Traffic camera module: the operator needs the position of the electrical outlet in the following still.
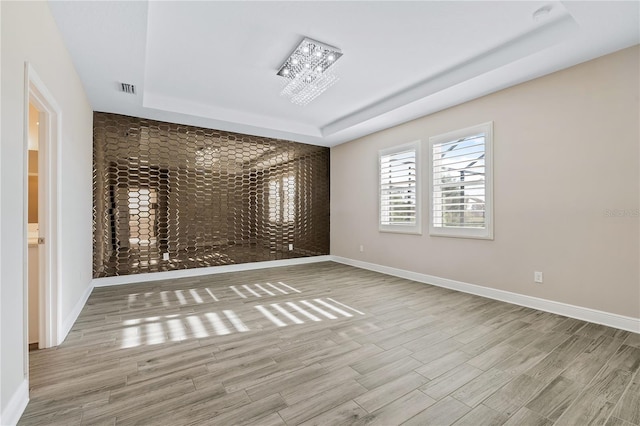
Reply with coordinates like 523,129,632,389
288,243,294,251
162,252,170,261
359,244,364,253
534,271,543,283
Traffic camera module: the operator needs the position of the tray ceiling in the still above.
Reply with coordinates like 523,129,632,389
49,1,639,147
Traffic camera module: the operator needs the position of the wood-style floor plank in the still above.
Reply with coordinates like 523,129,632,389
298,400,367,426
356,389,435,426
401,396,471,426
353,372,428,413
502,407,552,426
483,374,547,416
611,370,640,425
525,376,582,422
18,262,640,426
420,363,483,400
414,350,471,380
452,404,508,426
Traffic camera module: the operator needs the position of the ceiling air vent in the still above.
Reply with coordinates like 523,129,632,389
120,82,136,94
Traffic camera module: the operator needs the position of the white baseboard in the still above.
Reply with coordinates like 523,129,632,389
92,255,332,288
60,280,95,343
331,256,640,334
1,379,28,426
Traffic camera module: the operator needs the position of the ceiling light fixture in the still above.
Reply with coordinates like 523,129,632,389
277,37,343,106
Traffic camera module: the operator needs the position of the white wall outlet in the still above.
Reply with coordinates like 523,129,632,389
359,244,364,253
288,243,294,251
162,252,170,261
534,271,543,283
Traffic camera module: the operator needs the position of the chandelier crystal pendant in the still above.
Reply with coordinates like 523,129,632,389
277,37,343,106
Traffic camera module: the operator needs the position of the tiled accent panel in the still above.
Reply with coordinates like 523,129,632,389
93,112,329,277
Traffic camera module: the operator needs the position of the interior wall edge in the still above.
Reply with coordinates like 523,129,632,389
0,0,3,420
60,279,95,345
2,0,94,411
92,255,333,288
0,379,28,426
331,256,640,334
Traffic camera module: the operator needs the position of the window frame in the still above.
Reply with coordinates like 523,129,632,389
428,122,494,240
378,140,422,235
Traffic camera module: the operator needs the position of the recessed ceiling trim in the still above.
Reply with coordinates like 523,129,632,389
48,1,639,147
143,91,322,137
321,12,580,137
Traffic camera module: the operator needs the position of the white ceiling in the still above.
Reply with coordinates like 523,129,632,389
48,1,639,147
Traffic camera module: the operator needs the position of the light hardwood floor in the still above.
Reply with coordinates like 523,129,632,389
19,262,640,425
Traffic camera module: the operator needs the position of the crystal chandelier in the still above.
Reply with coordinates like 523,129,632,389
277,37,343,106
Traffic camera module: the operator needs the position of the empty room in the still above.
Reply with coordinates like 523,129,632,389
1,1,639,425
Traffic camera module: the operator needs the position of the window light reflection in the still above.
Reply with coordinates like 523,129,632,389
118,291,366,349
266,282,288,294
255,305,287,327
175,290,188,305
300,300,336,319
314,299,352,317
255,284,275,296
205,312,231,335
119,309,249,348
122,326,140,348
229,285,247,299
189,289,203,304
160,291,170,307
242,284,262,298
272,303,303,324
286,302,321,322
186,315,208,338
223,310,249,332
167,319,186,342
205,288,219,302
145,322,165,345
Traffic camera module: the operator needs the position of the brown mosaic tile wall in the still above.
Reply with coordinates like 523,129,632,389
93,112,329,278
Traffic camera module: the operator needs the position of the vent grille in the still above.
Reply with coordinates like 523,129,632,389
120,83,136,94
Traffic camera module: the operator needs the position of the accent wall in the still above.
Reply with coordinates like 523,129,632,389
93,112,330,277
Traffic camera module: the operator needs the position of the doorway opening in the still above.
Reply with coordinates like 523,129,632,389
27,102,41,351
24,63,61,378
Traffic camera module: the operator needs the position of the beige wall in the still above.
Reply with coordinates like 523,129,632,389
331,46,640,319
1,0,93,417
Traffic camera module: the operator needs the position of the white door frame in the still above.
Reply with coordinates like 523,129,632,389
23,63,62,353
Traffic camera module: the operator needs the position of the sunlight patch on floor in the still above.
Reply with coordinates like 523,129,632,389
119,308,249,348
118,283,364,349
255,298,365,328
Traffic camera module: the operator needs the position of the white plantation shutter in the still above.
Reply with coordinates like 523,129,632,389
429,122,493,239
379,142,421,234
432,134,485,227
380,150,416,224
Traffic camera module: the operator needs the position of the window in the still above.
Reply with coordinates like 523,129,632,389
127,187,158,246
429,122,493,239
269,175,296,223
379,141,421,234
